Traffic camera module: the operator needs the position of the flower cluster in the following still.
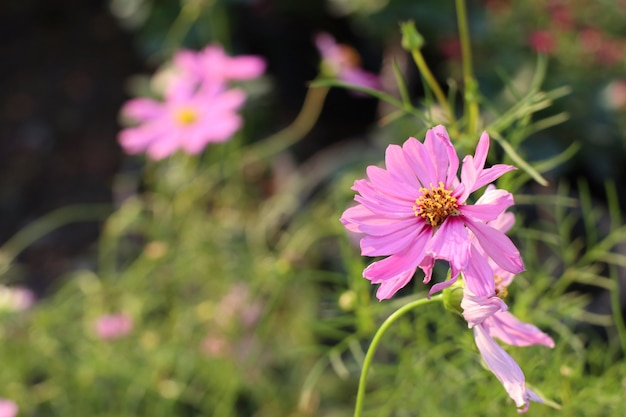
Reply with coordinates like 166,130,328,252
118,45,266,159
341,125,553,412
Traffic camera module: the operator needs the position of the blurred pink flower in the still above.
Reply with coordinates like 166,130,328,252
529,30,556,55
460,211,554,413
341,125,523,300
0,285,34,312
118,82,246,159
172,44,266,93
95,313,133,341
314,32,381,91
0,399,17,417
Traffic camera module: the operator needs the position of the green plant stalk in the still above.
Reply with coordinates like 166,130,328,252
455,0,479,134
245,85,330,161
353,294,443,417
609,264,626,353
410,49,456,130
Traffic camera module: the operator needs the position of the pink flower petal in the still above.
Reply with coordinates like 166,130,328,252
402,136,438,188
473,325,541,412
375,270,415,300
465,217,524,274
424,216,470,276
364,226,430,285
360,221,425,257
122,98,164,122
484,311,555,348
385,143,422,190
462,289,508,327
425,126,458,186
459,190,513,222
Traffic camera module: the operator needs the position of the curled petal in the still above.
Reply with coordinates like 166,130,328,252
462,290,508,327
473,325,542,412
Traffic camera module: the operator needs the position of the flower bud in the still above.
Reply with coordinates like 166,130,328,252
442,279,465,315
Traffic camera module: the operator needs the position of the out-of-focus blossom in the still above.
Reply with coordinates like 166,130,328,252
0,285,34,312
460,211,554,413
172,44,266,93
118,82,246,159
118,44,266,159
603,80,626,110
529,30,556,55
548,2,573,30
315,32,381,91
95,313,134,341
0,399,17,417
341,125,522,300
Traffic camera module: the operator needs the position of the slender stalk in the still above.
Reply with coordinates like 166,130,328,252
455,0,479,134
410,50,454,126
353,294,443,417
245,85,330,161
609,264,626,353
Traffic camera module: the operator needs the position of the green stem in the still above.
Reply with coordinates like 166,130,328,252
410,49,455,129
609,264,626,353
455,0,479,134
353,294,443,417
245,85,330,161
164,1,204,55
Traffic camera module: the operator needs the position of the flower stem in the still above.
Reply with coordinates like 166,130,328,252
353,294,443,417
609,264,626,353
410,50,456,130
455,0,480,134
245,84,329,161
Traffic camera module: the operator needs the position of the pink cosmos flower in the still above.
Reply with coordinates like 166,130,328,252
340,125,523,300
172,44,266,93
0,399,17,417
314,32,381,91
95,313,134,341
461,211,554,413
118,82,246,159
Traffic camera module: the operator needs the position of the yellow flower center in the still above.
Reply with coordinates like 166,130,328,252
413,182,459,227
494,275,509,299
174,107,198,126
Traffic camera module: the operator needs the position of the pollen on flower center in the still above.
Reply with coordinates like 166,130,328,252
413,182,459,227
494,275,509,299
174,107,198,126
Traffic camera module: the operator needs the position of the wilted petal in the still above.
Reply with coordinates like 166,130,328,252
473,325,541,412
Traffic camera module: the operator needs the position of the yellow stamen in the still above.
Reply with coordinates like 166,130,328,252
413,182,459,227
174,107,198,126
494,275,509,299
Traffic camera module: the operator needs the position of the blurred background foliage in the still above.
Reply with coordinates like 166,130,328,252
0,0,625,416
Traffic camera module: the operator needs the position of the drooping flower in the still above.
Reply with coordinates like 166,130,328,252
0,399,17,417
460,211,554,413
341,125,523,300
95,313,134,341
314,32,381,91
118,82,246,159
